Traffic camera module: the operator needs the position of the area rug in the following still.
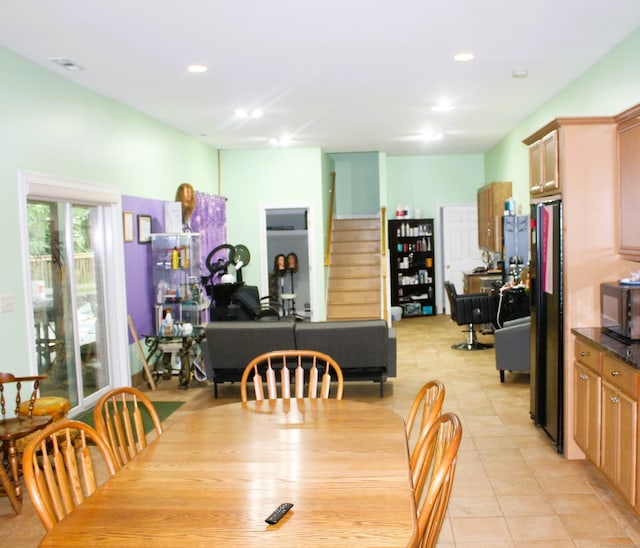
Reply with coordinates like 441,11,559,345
75,400,184,434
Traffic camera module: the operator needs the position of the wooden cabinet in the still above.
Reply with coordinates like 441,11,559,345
617,106,640,260
601,379,637,505
573,335,640,506
573,339,602,465
462,272,502,294
477,181,512,252
526,129,559,196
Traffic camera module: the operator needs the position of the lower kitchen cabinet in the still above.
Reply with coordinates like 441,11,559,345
573,360,601,465
572,334,639,508
601,381,637,505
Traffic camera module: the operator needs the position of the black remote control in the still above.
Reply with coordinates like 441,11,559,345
265,502,293,524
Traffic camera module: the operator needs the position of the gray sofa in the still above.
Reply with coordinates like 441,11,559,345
203,319,396,397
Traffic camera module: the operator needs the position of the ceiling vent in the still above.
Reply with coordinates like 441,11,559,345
49,57,83,71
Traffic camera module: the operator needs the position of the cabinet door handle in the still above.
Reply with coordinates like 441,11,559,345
610,370,620,377
610,396,619,404
580,351,589,357
579,374,588,380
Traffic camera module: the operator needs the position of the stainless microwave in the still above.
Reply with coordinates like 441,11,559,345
601,282,640,341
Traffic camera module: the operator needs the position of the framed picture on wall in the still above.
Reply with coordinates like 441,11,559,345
123,211,134,242
138,214,152,243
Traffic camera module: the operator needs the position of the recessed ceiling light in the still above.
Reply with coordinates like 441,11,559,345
49,57,83,71
420,130,444,142
187,64,208,73
270,135,291,147
431,100,455,112
512,69,529,79
236,108,263,119
453,52,474,62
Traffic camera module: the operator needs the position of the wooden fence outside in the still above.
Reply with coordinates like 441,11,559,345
30,253,96,288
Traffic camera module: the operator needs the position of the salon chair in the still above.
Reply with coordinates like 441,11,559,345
230,285,283,321
444,281,497,350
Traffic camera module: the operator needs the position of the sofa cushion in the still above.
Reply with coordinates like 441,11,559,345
204,320,296,377
295,320,396,378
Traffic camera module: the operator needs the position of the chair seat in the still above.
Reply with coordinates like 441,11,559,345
15,397,71,452
0,416,52,441
19,396,70,421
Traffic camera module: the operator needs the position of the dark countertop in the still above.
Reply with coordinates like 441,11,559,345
572,327,640,369
463,269,503,277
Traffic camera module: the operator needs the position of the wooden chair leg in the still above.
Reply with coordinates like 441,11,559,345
6,441,22,501
0,462,21,513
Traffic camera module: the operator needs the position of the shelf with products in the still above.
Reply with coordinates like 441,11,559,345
151,233,208,334
388,219,436,317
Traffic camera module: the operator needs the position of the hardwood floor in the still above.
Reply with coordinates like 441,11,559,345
4,314,640,546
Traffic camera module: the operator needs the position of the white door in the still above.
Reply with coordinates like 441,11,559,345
439,204,481,314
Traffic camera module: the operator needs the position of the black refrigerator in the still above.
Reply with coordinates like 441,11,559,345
529,198,563,453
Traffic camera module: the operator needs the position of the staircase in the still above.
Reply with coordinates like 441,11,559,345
326,217,383,321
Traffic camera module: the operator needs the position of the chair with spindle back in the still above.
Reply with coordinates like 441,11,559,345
240,350,344,402
93,386,163,470
0,372,52,513
21,419,117,532
409,412,462,548
405,380,445,471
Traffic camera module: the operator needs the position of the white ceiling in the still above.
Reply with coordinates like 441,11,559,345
1,1,640,156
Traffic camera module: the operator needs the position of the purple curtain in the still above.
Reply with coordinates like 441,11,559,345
189,192,227,268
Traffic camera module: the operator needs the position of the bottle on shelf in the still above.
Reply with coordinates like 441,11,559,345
161,311,174,336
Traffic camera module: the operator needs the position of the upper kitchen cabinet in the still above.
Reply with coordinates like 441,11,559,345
477,181,512,252
617,104,640,260
526,129,559,196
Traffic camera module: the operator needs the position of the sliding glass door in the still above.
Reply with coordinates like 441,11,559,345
29,201,109,406
22,172,130,413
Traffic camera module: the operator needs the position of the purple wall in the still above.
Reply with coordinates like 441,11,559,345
122,195,166,341
122,193,227,342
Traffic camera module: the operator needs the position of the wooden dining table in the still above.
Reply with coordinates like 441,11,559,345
40,398,417,547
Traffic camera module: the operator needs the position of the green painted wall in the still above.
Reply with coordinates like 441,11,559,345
219,148,327,318
0,47,218,374
385,155,485,219
485,26,640,209
329,152,380,215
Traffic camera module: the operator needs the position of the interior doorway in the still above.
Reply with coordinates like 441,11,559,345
260,206,315,320
438,204,481,314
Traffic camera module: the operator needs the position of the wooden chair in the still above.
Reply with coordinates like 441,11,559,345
409,412,462,548
93,386,163,470
21,419,117,532
240,350,344,402
0,372,52,513
405,380,445,470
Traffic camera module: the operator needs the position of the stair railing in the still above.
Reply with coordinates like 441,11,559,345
324,172,336,267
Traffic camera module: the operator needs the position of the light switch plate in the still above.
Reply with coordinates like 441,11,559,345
0,295,14,313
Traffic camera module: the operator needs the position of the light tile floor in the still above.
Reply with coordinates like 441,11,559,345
3,314,640,546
